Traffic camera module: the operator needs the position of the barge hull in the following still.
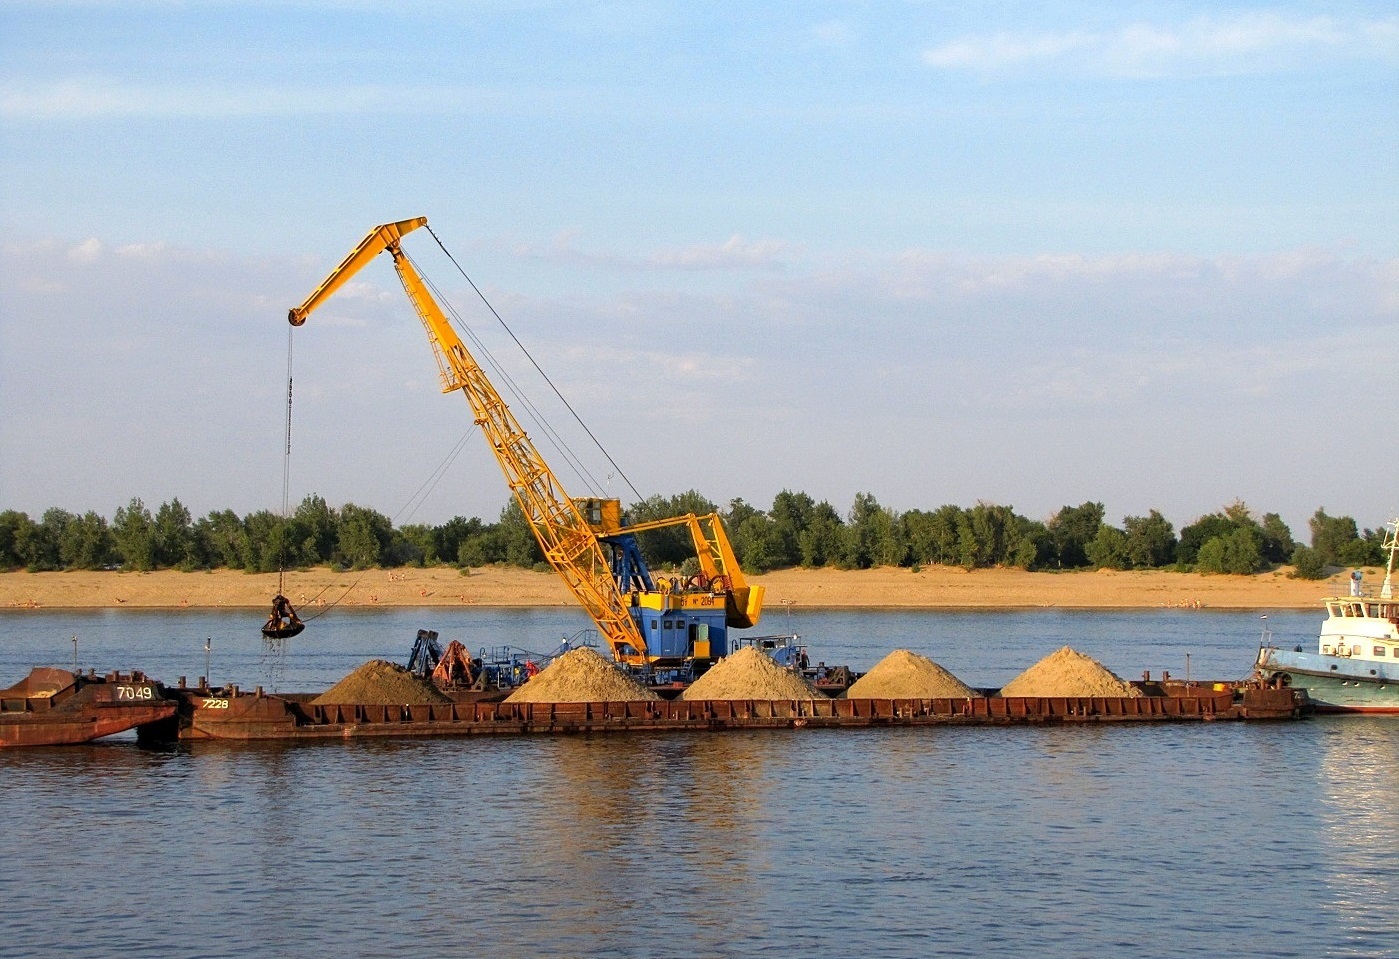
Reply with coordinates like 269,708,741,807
175,687,1307,741
1,669,178,747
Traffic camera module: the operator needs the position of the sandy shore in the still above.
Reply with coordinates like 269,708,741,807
0,564,1354,611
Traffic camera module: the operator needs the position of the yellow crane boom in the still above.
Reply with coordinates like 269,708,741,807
289,217,652,663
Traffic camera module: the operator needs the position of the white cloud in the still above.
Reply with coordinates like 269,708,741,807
0,78,541,120
922,13,1399,77
646,235,790,270
511,231,792,272
66,238,104,263
811,19,857,46
17,276,66,295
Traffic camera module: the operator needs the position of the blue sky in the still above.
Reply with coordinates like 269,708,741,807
1,2,1396,537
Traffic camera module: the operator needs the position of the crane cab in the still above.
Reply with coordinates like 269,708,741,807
574,497,624,534
629,582,731,671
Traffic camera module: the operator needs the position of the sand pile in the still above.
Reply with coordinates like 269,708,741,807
505,648,658,703
680,646,820,701
311,660,452,706
845,649,975,699
998,646,1140,698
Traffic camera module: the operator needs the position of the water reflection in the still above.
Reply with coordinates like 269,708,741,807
1317,719,1399,954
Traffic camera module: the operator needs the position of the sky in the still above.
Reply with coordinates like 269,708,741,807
1,1,1396,538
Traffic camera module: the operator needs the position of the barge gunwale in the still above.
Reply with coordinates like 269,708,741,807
173,686,1306,741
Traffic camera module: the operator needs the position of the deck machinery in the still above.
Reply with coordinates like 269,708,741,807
289,217,762,681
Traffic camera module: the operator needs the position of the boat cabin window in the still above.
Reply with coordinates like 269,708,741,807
1375,647,1386,657
1323,645,1335,655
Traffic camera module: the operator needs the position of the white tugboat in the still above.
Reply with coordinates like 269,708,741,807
1256,519,1399,713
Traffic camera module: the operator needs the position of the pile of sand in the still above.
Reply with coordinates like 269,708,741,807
311,660,452,706
680,646,820,701
998,646,1140,698
505,648,658,703
845,649,975,699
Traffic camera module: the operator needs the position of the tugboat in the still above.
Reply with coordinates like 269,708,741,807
1255,519,1399,713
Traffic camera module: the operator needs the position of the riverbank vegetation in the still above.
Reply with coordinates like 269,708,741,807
0,493,1385,580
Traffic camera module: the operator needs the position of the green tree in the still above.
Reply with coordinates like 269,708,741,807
956,502,1026,569
1290,545,1327,579
59,511,115,569
1196,527,1265,574
196,509,249,569
733,513,781,573
0,510,32,569
767,490,816,568
1122,510,1176,569
1258,513,1295,565
243,510,288,573
904,504,964,566
387,523,437,566
334,503,392,569
154,498,198,569
27,508,73,571
1086,524,1130,569
1009,517,1047,569
497,500,544,567
436,516,485,568
1177,513,1236,566
1047,502,1105,569
458,527,504,567
111,497,156,571
1339,538,1382,567
841,493,905,569
797,502,843,568
291,494,338,565
1309,508,1360,565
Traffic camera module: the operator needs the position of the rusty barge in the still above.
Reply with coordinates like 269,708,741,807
168,682,1306,742
1,667,178,748
1,669,1308,747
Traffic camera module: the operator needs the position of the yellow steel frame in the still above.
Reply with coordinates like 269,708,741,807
289,218,651,664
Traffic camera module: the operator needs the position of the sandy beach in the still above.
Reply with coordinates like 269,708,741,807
0,564,1354,611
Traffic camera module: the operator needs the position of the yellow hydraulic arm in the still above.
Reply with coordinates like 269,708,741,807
595,512,762,628
289,218,652,664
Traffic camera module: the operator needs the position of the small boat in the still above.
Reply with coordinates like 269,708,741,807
1255,519,1399,713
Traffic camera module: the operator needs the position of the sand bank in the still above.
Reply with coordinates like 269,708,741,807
0,564,1352,611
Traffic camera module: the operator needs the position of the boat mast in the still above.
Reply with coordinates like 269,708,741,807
1381,518,1398,600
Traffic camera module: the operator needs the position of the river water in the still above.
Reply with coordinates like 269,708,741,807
2,607,1396,958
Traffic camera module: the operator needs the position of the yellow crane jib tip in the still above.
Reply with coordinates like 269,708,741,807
286,216,429,326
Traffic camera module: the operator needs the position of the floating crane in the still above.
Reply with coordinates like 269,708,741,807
288,217,762,676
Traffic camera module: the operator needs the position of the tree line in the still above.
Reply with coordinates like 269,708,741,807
0,492,1387,580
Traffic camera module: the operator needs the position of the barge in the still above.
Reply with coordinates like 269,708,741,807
166,682,1307,742
0,667,179,747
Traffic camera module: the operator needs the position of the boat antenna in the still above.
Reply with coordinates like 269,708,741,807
1381,518,1397,600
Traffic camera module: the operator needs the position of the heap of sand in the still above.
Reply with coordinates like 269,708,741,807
505,648,658,703
680,646,820,701
311,660,452,706
845,649,975,699
998,646,1140,698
